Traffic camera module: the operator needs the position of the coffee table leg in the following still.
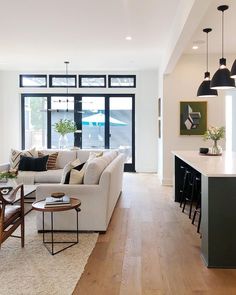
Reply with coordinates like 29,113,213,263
51,212,54,255
76,209,79,243
43,212,45,243
42,209,80,255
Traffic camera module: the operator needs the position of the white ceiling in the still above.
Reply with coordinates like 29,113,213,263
186,0,236,55
0,0,190,71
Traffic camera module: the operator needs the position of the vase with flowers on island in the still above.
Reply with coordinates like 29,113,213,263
203,126,225,155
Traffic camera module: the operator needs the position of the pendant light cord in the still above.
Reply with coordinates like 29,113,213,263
206,32,209,72
222,10,224,59
65,61,69,112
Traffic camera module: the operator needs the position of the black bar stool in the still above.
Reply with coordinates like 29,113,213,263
179,168,192,208
192,177,201,233
182,172,200,219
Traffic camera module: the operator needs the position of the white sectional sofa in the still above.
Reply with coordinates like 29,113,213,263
0,149,125,232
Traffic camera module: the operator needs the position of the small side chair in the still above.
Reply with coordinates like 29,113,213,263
0,184,25,248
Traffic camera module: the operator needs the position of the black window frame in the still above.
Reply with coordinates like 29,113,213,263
19,74,47,88
79,75,106,88
108,75,136,88
49,75,77,88
21,93,135,172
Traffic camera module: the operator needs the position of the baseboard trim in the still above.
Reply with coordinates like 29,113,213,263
161,178,173,186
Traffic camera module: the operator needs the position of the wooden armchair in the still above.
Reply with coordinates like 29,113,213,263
0,184,24,248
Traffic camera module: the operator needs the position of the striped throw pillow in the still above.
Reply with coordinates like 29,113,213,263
38,151,58,170
10,148,37,170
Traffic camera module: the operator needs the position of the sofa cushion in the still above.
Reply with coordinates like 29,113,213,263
39,150,77,169
83,158,107,185
56,151,77,169
83,151,118,185
76,150,104,163
18,155,49,172
38,151,58,170
34,169,63,183
10,148,37,170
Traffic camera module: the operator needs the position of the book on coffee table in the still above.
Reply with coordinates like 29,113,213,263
45,195,71,207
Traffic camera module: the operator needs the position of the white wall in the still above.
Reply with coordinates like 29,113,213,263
0,70,158,172
161,53,232,185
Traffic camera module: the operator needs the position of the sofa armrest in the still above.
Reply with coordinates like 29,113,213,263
99,153,125,224
0,163,10,172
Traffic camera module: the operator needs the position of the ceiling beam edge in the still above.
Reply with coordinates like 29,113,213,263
162,0,214,75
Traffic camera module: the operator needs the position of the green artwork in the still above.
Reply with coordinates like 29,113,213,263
180,101,207,135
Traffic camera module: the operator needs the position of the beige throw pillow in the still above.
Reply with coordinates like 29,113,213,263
69,166,86,184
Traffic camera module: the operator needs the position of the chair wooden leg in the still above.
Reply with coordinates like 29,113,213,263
21,220,25,247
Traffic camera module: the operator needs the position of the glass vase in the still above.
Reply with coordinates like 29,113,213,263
211,140,222,155
59,134,68,149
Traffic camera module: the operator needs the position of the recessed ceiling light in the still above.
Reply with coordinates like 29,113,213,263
125,36,132,41
192,45,199,50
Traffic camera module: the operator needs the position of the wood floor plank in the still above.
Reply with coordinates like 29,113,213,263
73,173,236,295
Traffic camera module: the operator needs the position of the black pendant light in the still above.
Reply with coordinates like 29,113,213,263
197,28,218,97
210,5,235,90
230,59,236,79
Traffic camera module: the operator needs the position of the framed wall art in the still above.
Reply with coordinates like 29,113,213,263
180,101,207,135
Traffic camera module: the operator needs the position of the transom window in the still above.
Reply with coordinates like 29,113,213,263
49,75,77,87
19,75,47,87
79,75,106,88
108,75,136,88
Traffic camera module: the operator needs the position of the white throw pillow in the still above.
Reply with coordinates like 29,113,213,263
10,148,37,170
83,157,107,185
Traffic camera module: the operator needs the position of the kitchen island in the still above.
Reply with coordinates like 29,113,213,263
173,150,236,268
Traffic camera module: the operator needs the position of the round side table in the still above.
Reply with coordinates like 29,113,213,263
32,198,81,255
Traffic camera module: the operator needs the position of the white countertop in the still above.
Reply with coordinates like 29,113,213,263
172,150,236,177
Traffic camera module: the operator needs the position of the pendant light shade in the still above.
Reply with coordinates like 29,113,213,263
197,72,218,97
197,28,218,97
210,5,235,90
211,58,235,89
230,59,236,79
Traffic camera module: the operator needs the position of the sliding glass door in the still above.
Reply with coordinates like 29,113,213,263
80,96,105,149
50,96,75,149
22,96,48,149
22,93,135,171
77,94,135,171
109,96,133,166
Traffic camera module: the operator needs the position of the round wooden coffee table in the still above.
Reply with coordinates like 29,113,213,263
32,198,81,255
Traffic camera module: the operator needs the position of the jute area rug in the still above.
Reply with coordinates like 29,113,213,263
0,211,98,295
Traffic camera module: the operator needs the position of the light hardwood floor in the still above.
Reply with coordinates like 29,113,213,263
73,173,236,295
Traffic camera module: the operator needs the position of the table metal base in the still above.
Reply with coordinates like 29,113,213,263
42,208,80,255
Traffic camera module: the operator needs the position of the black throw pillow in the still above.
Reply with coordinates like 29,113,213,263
64,162,86,184
18,155,49,172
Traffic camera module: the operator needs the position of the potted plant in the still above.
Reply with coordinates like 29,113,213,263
53,119,77,149
0,170,18,184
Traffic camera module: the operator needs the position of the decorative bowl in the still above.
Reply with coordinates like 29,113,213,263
199,147,209,154
51,192,65,198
